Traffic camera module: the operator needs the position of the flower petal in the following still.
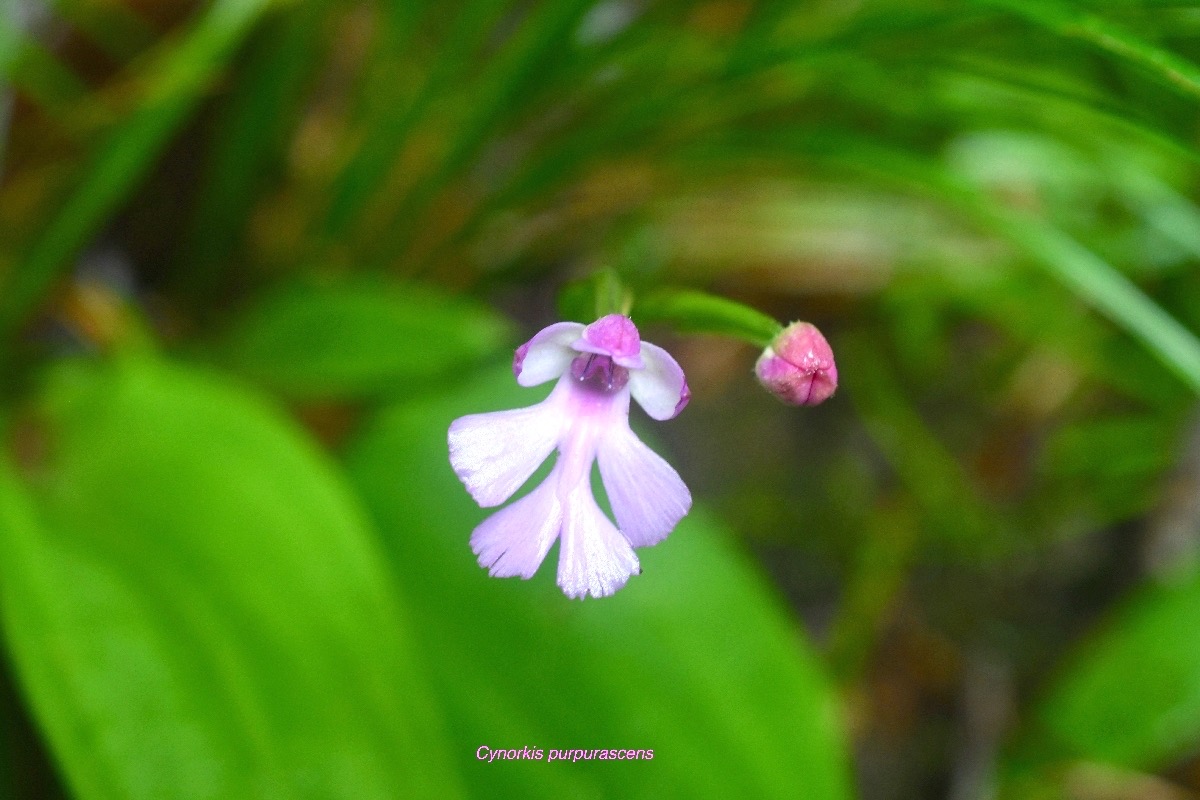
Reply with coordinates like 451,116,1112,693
514,322,584,386
628,341,689,420
471,475,562,579
597,423,691,547
556,482,640,599
448,401,562,507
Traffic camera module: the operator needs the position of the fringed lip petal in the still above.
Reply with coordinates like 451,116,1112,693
596,422,692,548
628,341,690,420
556,481,641,599
513,322,585,386
470,475,562,579
448,400,563,507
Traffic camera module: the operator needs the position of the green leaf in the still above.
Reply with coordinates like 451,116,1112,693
180,3,333,288
0,357,462,799
215,279,513,400
345,366,854,800
818,139,1200,397
52,0,156,63
980,0,1200,103
0,0,276,346
320,0,511,241
7,39,89,122
1034,572,1200,768
367,0,596,264
634,288,782,348
984,206,1200,396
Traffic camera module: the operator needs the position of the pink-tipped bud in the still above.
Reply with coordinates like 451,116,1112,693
755,321,837,406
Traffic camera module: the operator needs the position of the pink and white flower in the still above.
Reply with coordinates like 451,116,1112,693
755,321,837,406
448,314,691,599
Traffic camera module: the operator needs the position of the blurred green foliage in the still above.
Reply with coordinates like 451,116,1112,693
350,366,851,799
1,356,463,799
3,0,1200,798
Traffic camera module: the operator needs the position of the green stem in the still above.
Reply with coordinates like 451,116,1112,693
634,289,782,348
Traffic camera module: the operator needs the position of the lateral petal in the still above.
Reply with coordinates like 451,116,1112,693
513,322,585,386
628,341,690,420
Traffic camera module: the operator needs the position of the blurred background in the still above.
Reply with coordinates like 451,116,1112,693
3,0,1200,798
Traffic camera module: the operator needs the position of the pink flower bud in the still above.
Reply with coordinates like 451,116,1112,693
755,321,838,406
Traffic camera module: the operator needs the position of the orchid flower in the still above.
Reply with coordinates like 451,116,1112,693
448,314,691,599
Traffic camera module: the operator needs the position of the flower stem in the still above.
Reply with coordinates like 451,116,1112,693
634,288,781,348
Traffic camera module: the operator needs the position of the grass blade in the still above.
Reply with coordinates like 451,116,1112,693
0,0,275,346
825,140,1200,396
980,0,1200,102
178,2,331,294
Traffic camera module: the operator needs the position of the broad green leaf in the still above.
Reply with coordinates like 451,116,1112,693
1034,572,1200,768
345,366,854,800
0,357,462,799
215,280,513,399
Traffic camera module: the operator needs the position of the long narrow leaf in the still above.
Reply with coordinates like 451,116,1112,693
179,2,330,290
0,0,275,344
980,0,1200,102
824,140,1200,396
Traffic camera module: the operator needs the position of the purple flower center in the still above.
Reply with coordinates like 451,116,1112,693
570,353,629,393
